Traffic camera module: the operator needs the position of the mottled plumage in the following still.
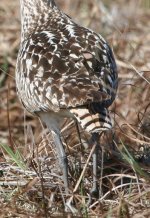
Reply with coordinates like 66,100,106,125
16,0,118,208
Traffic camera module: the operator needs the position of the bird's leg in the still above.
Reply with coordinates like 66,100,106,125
91,141,99,198
52,131,69,193
52,131,78,214
87,132,100,205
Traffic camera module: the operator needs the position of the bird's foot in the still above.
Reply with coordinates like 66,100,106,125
87,187,99,206
65,197,78,214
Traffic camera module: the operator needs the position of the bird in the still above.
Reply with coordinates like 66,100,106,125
16,0,118,207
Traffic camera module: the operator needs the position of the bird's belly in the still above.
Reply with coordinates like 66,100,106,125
37,109,74,133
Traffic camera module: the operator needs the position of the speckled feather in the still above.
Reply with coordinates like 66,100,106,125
16,0,118,132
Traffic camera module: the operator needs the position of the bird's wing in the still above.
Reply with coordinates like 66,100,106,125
16,23,117,113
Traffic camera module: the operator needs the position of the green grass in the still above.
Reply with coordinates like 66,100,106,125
0,143,26,170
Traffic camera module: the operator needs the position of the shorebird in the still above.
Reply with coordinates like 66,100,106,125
16,0,118,208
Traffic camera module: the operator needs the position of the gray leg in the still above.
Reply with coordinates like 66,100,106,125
38,112,78,212
53,131,79,213
91,141,99,198
52,131,69,193
87,133,100,205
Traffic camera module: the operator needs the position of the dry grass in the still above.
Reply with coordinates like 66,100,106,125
0,0,150,217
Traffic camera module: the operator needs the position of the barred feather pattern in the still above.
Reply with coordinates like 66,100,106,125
16,0,118,133
70,108,112,133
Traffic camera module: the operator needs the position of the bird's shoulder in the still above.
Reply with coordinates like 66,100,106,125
20,13,111,65
17,14,117,110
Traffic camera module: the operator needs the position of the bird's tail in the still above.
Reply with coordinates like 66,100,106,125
70,107,112,133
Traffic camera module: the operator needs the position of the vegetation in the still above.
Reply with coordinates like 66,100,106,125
0,0,150,217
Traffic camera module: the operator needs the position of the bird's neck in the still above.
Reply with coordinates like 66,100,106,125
20,0,57,40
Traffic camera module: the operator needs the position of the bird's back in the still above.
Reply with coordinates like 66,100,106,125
16,0,118,133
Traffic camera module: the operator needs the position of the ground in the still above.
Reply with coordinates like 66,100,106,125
0,0,150,217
